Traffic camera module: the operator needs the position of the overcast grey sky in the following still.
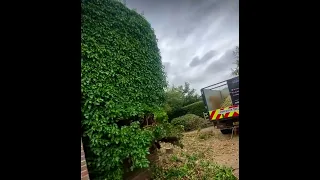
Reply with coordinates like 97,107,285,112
126,0,239,92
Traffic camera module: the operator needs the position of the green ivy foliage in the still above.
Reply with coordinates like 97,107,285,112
81,0,167,179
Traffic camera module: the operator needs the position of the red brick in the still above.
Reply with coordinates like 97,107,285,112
81,160,86,166
81,170,88,177
81,165,88,171
81,175,89,180
81,139,90,180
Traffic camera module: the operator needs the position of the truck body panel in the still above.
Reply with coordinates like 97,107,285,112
208,105,239,120
201,76,239,133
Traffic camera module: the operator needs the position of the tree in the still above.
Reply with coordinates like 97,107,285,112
231,46,239,76
164,86,185,114
165,82,200,110
164,82,201,120
181,82,201,106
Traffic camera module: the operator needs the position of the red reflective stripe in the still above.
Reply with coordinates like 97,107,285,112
210,110,215,119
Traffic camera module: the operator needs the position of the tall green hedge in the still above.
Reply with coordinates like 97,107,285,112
167,101,207,121
181,101,207,118
81,0,166,179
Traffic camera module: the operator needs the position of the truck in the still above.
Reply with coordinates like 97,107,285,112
200,76,239,134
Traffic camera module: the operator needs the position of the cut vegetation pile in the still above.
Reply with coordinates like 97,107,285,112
152,152,236,180
221,95,233,108
152,127,239,179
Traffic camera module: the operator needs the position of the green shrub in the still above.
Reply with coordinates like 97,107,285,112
171,114,206,131
81,0,167,179
182,101,207,117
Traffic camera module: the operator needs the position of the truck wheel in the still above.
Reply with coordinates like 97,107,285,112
220,129,232,134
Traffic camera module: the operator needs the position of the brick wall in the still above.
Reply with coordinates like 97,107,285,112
81,139,90,180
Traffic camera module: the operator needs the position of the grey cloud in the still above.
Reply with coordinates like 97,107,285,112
189,72,232,91
126,0,239,92
204,48,236,75
176,27,196,40
188,47,237,90
162,62,171,73
189,57,201,67
189,50,217,67
192,0,224,19
127,0,236,43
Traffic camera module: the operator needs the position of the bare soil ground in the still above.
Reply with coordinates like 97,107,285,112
159,126,239,179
